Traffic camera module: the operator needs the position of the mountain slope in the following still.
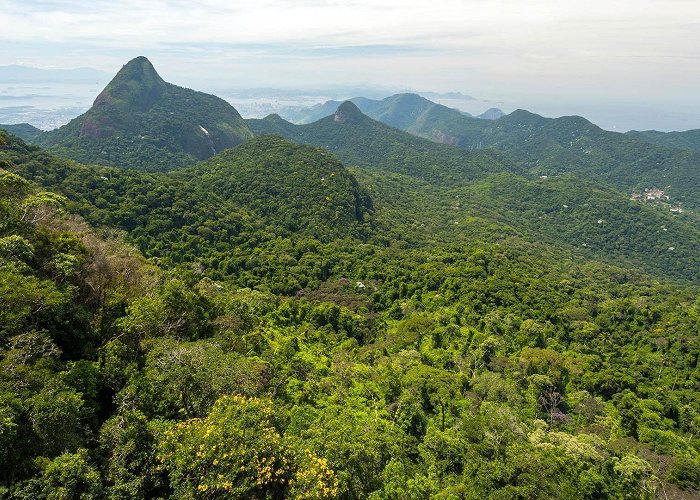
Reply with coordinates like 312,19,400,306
283,93,480,130
477,108,505,120
181,135,373,238
294,98,700,210
462,110,700,208
2,131,372,290
447,172,700,280
5,127,700,498
36,56,253,171
248,102,514,185
248,103,700,282
627,128,700,154
0,123,44,142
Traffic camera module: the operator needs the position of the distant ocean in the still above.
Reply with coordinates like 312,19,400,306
0,82,105,130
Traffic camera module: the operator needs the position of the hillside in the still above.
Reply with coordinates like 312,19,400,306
477,107,505,120
464,110,700,208
3,126,700,497
0,123,44,142
34,56,253,171
183,135,373,238
290,98,700,210
627,128,700,154
282,93,485,129
250,103,700,283
3,132,371,292
286,95,700,210
248,101,515,185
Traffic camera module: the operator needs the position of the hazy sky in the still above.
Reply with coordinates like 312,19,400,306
2,0,700,129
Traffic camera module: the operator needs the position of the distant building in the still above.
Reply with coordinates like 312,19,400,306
630,187,670,202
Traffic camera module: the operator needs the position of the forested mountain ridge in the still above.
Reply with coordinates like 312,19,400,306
184,135,374,237
627,129,700,154
248,101,517,185
3,125,700,498
248,103,700,283
456,110,700,209
282,92,479,127
31,56,254,171
1,131,372,292
285,97,700,210
0,123,44,142
282,93,502,126
3,58,700,499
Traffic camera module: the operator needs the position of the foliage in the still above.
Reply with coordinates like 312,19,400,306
158,395,338,498
272,96,700,210
2,106,700,499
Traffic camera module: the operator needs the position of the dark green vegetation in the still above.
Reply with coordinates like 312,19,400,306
437,110,700,209
0,123,44,142
31,56,253,171
250,104,700,283
249,101,516,185
286,95,700,210
3,78,700,498
3,132,370,293
627,129,700,154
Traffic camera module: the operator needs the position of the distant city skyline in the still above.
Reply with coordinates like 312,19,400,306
2,0,699,131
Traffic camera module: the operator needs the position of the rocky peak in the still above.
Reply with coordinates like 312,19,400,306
92,56,167,112
334,101,365,124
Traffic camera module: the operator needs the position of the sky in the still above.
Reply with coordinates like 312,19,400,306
2,0,700,130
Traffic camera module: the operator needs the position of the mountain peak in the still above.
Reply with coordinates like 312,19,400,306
504,109,546,125
119,56,162,80
92,56,167,113
392,93,429,104
477,108,505,120
41,56,253,168
334,101,365,124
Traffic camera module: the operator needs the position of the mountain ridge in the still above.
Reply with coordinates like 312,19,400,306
248,102,515,185
34,56,254,171
283,97,700,210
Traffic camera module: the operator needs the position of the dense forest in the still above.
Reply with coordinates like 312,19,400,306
3,118,700,499
3,56,700,499
277,95,700,209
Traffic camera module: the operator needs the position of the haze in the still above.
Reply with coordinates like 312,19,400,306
2,0,699,131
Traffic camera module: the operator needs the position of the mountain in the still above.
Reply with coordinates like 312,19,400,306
3,130,372,287
249,101,514,185
627,128,700,153
183,135,373,239
355,93,458,131
35,56,253,171
286,95,700,210
282,93,474,130
0,123,44,142
284,99,344,124
454,110,700,208
300,99,700,210
249,103,700,283
477,108,505,120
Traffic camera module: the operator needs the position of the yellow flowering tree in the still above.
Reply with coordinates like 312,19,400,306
158,395,337,498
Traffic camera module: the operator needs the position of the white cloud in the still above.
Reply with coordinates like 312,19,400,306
1,0,699,113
